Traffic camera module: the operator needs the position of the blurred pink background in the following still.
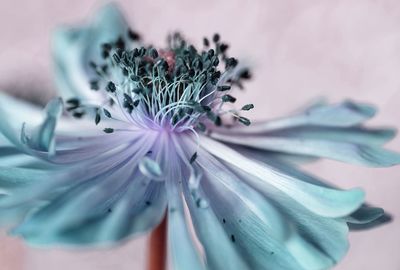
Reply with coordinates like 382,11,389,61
1,0,400,269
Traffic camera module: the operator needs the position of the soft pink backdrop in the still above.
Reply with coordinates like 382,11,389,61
0,0,399,269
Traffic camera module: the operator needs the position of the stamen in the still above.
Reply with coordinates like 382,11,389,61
77,32,253,133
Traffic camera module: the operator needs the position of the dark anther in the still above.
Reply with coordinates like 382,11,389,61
101,64,108,74
222,218,226,223
207,111,221,126
203,37,210,47
102,43,112,51
238,116,251,126
215,116,222,126
217,85,231,91
239,68,252,80
189,45,197,55
95,112,101,125
211,71,221,84
106,81,116,93
219,43,229,53
66,98,80,106
103,108,112,118
202,105,212,112
89,61,97,69
226,57,238,68
190,152,197,164
132,88,143,94
196,122,206,132
222,94,236,103
193,59,203,70
161,60,169,72
112,53,121,64
128,29,141,41
115,36,125,50
212,56,219,67
90,80,99,91
199,73,207,83
208,49,215,57
123,101,134,113
132,48,140,57
139,47,146,57
149,48,159,58
103,128,114,133
123,93,133,104
72,111,85,118
145,201,152,206
102,50,110,59
213,33,220,43
231,234,236,243
241,104,254,111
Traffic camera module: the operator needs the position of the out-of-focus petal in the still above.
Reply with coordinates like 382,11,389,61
52,3,131,101
263,126,396,146
21,97,63,155
220,101,376,135
0,93,43,147
345,206,385,225
211,132,400,167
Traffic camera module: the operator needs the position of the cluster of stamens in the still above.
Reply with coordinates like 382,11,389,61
66,30,253,133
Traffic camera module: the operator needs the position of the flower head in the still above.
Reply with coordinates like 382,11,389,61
0,4,399,270
68,29,251,134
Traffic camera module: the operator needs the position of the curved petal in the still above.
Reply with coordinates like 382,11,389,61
10,135,165,246
171,135,250,270
183,185,250,270
164,137,205,270
232,167,349,266
52,3,132,101
21,98,63,155
210,132,400,167
198,136,365,218
264,126,397,146
194,150,306,270
0,93,42,147
221,101,376,134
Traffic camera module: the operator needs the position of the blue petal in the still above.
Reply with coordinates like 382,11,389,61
183,184,250,270
21,98,63,155
164,139,205,270
225,101,376,134
239,172,349,266
211,133,400,167
0,167,49,190
229,151,388,262
12,170,166,246
11,135,162,246
0,93,42,147
52,3,131,100
196,152,306,269
345,205,391,231
190,142,334,269
267,126,396,146
199,136,365,218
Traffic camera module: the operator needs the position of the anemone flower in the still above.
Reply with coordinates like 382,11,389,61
0,4,399,270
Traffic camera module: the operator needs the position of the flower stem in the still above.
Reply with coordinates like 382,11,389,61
147,216,167,270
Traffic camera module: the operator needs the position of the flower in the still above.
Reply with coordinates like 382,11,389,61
0,4,399,270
